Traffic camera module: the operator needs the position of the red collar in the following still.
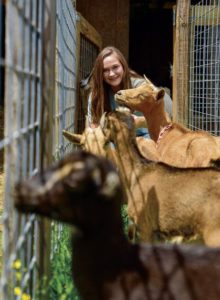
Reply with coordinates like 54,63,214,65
156,123,173,146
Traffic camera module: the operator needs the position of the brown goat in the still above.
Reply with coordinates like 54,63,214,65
102,108,220,246
63,114,159,240
115,78,220,168
15,150,220,300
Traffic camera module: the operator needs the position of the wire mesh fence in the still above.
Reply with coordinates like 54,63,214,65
188,0,220,134
53,0,77,159
50,0,77,277
0,0,77,299
0,0,102,298
1,1,48,298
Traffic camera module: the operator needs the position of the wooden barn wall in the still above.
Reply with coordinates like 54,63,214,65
76,0,129,59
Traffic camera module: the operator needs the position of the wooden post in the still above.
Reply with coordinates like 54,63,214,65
38,1,57,298
173,0,190,125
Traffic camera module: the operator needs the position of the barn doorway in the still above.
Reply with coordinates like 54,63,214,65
129,1,175,94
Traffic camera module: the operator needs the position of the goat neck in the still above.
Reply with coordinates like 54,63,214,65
72,227,137,300
142,97,170,142
71,196,133,300
106,112,146,189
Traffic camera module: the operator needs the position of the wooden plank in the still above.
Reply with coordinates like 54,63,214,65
172,5,177,121
76,12,102,48
172,0,190,126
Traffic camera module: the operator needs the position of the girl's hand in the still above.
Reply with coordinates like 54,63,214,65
131,115,147,129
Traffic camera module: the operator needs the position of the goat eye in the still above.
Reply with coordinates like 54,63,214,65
140,94,146,100
63,172,84,190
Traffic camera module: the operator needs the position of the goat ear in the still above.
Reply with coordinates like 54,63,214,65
156,88,165,100
63,130,82,144
64,167,102,192
140,94,146,100
99,172,121,199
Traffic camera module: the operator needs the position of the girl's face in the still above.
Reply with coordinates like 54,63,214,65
102,53,124,92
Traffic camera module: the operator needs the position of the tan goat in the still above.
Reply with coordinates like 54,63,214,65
63,115,159,240
14,150,220,300
103,108,220,247
63,124,110,158
115,78,220,168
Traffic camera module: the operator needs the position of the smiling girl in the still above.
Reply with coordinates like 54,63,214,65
87,46,172,137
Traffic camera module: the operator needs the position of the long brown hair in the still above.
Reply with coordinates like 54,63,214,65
90,46,141,123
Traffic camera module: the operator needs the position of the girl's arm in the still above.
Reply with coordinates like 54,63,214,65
87,93,92,125
132,114,147,129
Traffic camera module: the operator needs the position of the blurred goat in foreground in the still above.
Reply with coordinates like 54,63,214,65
15,150,220,300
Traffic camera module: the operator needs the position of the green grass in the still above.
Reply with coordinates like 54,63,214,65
8,220,77,300
47,224,80,300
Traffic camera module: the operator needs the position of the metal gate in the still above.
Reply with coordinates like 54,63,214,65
174,0,220,134
0,1,77,299
188,0,220,135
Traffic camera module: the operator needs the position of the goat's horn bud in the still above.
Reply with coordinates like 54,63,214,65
100,112,107,128
63,130,82,144
85,115,89,128
143,74,152,84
